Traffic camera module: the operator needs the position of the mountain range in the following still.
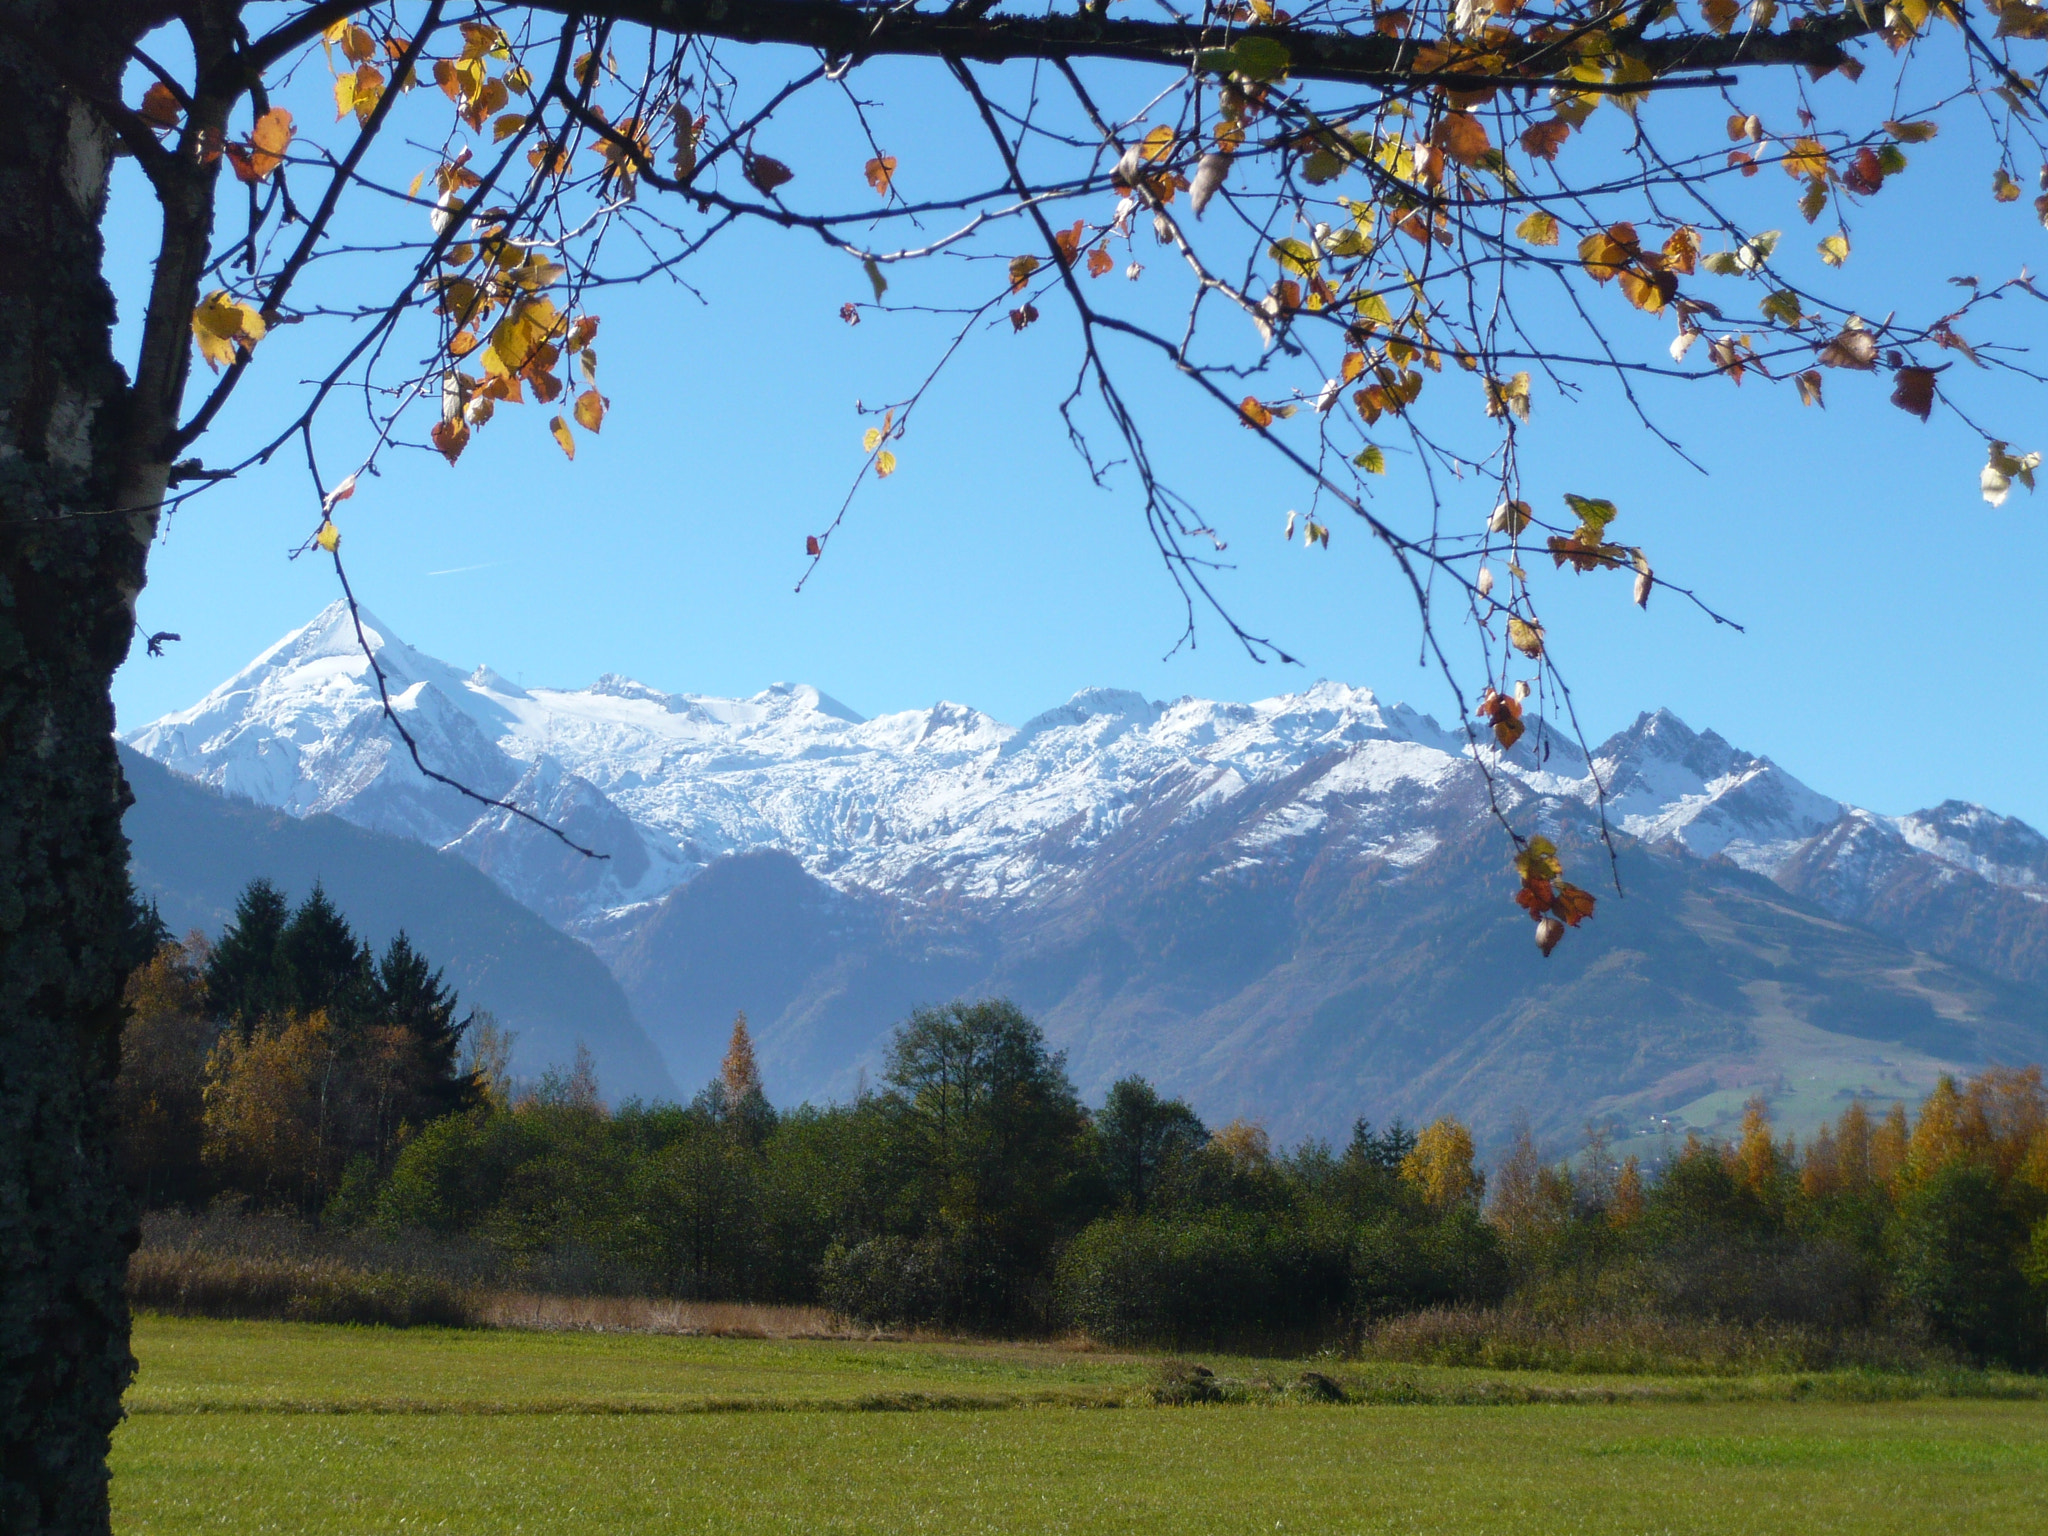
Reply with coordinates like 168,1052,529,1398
124,601,2048,1146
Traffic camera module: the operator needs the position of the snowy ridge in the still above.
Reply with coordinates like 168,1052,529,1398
127,602,2042,933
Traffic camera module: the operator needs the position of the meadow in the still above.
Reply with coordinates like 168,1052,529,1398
114,1315,2048,1534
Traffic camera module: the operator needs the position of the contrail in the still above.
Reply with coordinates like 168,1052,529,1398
425,562,499,577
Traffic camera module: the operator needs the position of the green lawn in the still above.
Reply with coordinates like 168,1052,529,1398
114,1316,2048,1534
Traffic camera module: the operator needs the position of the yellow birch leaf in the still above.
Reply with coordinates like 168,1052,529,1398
573,390,606,432
1515,211,1560,246
549,415,574,459
875,450,898,478
315,521,340,553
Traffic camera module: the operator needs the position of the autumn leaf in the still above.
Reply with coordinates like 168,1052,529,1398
1795,369,1824,407
743,154,793,194
1520,118,1571,162
190,291,266,371
1818,326,1877,369
1577,223,1639,283
1008,254,1040,291
139,81,182,130
1239,396,1276,429
1433,112,1492,165
1052,220,1085,267
1994,167,2022,203
875,450,898,478
1884,119,1939,143
1484,372,1532,421
1507,616,1545,658
573,390,606,432
805,535,822,556
548,415,575,459
1890,365,1937,420
430,419,470,464
1818,233,1850,266
864,154,897,197
1780,136,1829,182
315,520,340,553
227,107,294,183
1981,440,2041,505
1087,247,1114,277
1515,211,1560,246
1515,836,1562,885
1140,125,1176,161
1552,883,1597,926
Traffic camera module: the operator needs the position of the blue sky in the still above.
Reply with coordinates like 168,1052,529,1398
109,32,2048,828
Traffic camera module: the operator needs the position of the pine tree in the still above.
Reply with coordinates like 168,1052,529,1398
375,931,470,1119
204,878,292,1027
275,884,374,1025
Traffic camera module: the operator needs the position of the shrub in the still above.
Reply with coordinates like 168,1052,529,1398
819,1236,952,1329
128,1247,478,1328
1055,1212,1352,1347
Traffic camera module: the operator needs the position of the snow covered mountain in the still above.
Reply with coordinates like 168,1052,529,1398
126,603,2048,1141
126,599,1880,925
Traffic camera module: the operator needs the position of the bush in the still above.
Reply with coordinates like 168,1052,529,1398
819,1236,952,1329
1055,1212,1352,1347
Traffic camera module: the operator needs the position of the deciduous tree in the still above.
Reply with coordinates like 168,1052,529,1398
9,0,2048,1522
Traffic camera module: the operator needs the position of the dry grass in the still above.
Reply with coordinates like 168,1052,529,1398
472,1292,844,1338
1355,1304,1953,1376
128,1247,478,1329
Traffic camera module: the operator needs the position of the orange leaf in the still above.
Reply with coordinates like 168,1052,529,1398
864,154,897,196
1087,247,1114,277
139,81,182,130
1433,112,1492,166
430,419,469,464
248,107,293,178
806,535,821,556
1239,396,1275,428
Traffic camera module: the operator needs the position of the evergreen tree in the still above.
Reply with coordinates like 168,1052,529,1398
375,931,470,1119
203,878,292,1027
275,883,374,1025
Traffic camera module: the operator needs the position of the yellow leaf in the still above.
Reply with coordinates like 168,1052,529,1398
315,520,340,553
1507,616,1545,658
1008,255,1040,291
875,450,898,478
1140,125,1175,162
1515,211,1560,246
573,389,606,432
862,427,884,453
549,415,575,459
1818,233,1849,266
493,112,527,143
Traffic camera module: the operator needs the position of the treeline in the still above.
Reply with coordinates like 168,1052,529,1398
116,880,493,1215
118,886,2048,1365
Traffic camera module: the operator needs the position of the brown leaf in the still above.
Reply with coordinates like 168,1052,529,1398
806,535,822,556
1239,396,1276,429
1818,328,1877,369
1519,119,1570,162
139,82,182,130
430,419,469,464
743,155,793,194
1890,365,1937,420
1086,247,1114,278
864,154,897,197
1433,112,1492,166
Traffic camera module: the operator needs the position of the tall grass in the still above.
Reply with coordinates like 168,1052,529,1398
1355,1305,1955,1376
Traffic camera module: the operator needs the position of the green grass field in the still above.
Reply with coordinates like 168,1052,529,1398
114,1315,2048,1534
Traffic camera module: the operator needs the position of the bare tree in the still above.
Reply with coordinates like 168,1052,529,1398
3,1,2044,1525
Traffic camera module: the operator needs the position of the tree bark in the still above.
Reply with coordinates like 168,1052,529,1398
0,6,177,1529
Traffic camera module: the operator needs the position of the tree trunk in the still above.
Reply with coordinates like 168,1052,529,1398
0,12,161,1530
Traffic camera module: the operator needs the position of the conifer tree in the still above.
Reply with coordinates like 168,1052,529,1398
375,932,471,1120
203,878,292,1028
720,1012,762,1106
275,884,375,1026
